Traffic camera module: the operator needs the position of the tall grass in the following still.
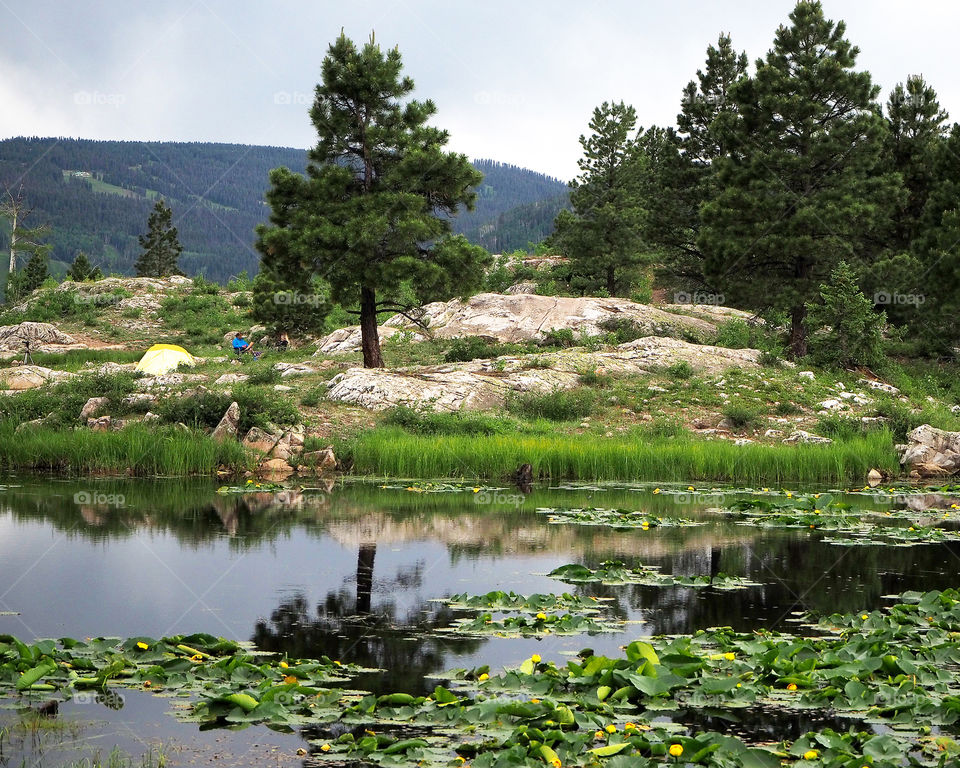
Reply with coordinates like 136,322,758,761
346,427,899,484
0,424,249,475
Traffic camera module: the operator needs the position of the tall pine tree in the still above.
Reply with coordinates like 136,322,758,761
67,251,103,282
549,101,647,296
700,1,899,357
650,34,748,294
135,200,182,277
256,33,489,368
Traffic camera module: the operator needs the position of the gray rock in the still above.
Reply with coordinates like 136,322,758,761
798,371,815,380
0,365,77,391
784,430,833,445
859,378,900,395
212,402,240,442
818,399,843,411
0,322,83,353
80,397,109,421
242,427,280,453
87,416,111,432
214,373,250,386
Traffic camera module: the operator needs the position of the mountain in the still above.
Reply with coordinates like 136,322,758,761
0,138,568,283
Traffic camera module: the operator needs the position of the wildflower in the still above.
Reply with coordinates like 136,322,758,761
786,683,798,691
283,675,298,684
136,642,148,650
803,750,818,760
624,722,636,731
280,661,288,668
594,730,605,740
478,673,489,681
530,654,541,663
669,744,683,757
605,724,616,733
736,683,742,688
861,614,869,620
536,612,547,620
320,744,331,752
724,652,735,660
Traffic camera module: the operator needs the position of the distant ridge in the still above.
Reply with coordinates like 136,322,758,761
0,138,568,282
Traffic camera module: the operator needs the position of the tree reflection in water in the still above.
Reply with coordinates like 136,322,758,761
251,542,483,696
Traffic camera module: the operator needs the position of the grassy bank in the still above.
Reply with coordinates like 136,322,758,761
345,427,899,484
0,424,249,475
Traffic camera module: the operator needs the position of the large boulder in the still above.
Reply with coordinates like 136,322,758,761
212,402,240,442
80,396,110,420
314,293,718,355
326,337,762,412
0,322,84,354
0,365,77,391
899,424,960,477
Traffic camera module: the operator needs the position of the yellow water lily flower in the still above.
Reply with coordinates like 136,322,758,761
283,675,298,684
669,744,683,757
803,750,818,760
594,730,605,739
136,642,149,650
550,759,561,768
786,683,798,691
536,612,547,620
624,722,636,731
605,724,616,733
652,488,661,494
861,614,869,620
724,652,735,660
530,654,541,663
478,673,489,681
280,661,288,668
530,698,541,704
320,744,331,752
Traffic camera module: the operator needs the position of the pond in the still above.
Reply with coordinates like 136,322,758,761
0,476,957,766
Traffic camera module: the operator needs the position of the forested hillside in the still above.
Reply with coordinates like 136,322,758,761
0,139,567,283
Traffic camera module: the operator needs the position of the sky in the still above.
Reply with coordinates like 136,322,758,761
1,0,958,181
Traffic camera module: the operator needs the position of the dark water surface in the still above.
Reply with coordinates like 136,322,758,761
0,475,956,766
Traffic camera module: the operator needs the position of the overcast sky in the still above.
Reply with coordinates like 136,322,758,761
1,1,958,181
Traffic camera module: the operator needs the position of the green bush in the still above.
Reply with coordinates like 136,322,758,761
155,386,299,435
815,414,872,440
666,361,694,380
0,372,140,428
540,328,576,348
381,405,514,436
597,318,648,344
722,403,763,431
507,388,595,422
444,336,508,363
246,363,281,385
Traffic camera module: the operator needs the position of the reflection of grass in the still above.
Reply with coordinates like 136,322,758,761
346,427,898,483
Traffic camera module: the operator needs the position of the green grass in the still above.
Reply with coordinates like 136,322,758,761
0,423,249,475
345,427,898,484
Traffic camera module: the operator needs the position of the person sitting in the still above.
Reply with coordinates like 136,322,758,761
276,331,289,352
232,332,254,359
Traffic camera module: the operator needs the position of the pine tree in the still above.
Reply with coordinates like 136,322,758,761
805,261,886,368
255,33,489,368
67,251,103,281
549,101,647,296
650,34,748,294
700,1,899,357
135,200,182,277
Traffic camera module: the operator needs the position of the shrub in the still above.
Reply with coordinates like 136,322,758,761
666,361,694,380
774,401,802,416
381,405,514,436
155,386,299,435
597,318,648,344
816,415,872,440
507,388,595,422
444,336,507,363
722,403,763,431
540,328,576,348
0,372,140,428
246,363,281,385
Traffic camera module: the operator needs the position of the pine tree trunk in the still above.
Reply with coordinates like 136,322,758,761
359,286,384,368
789,304,808,359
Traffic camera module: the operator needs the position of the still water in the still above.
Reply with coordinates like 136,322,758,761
0,475,956,765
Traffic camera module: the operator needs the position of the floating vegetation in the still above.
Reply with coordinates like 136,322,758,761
548,561,760,590
537,507,706,529
439,612,624,638
439,591,607,614
215,480,289,494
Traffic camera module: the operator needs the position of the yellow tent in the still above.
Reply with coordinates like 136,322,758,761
135,344,195,376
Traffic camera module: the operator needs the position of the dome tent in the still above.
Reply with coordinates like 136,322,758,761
135,344,195,376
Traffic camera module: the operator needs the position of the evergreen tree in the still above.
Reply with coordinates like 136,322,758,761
255,33,489,368
250,266,330,337
549,101,647,296
135,200,182,277
67,251,102,281
650,34,748,294
700,1,899,357
805,261,886,368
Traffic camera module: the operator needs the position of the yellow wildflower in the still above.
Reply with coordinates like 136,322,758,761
478,673,489,681
280,661,288,668
605,724,616,733
530,654,541,663
320,744,331,752
803,750,818,760
669,744,683,757
724,652,735,660
787,683,798,691
136,642,148,650
536,612,547,620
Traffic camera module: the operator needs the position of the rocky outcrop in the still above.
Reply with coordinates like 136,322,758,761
0,365,77,391
898,424,960,477
326,336,762,412
273,362,317,378
315,293,718,355
0,322,85,354
80,397,109,420
212,402,240,442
